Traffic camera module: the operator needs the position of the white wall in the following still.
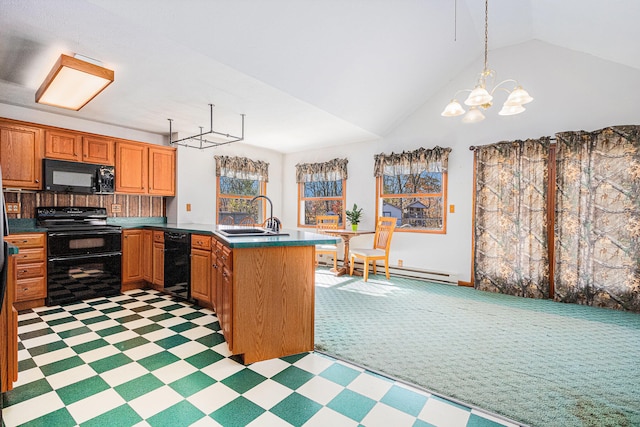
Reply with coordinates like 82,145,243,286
167,142,283,225
0,103,164,145
283,40,640,282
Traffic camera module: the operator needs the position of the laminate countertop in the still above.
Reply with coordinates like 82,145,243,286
141,223,340,249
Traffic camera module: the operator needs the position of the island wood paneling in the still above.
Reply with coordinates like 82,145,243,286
231,245,315,364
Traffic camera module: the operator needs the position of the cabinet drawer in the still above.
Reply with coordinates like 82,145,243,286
220,246,232,269
153,231,164,243
16,262,45,280
16,277,46,302
14,248,46,264
191,235,211,250
6,233,46,248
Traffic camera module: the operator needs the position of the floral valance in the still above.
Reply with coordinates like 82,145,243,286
214,155,269,182
295,158,348,183
374,146,452,177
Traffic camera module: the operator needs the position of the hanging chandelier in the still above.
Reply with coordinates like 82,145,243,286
441,0,533,123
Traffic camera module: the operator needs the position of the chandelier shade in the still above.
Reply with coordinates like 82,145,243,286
441,0,533,123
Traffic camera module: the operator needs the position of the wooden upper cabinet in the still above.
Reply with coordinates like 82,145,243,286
83,136,114,165
45,129,82,162
0,121,43,190
45,130,114,165
115,141,148,193
149,146,176,196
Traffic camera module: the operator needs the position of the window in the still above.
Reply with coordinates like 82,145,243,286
215,155,269,225
374,146,451,233
296,158,348,227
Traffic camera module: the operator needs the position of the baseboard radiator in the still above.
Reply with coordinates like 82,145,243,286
318,258,458,285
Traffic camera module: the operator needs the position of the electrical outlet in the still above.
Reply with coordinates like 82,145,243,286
449,204,455,213
6,202,20,213
111,204,122,213
186,203,191,212
398,259,403,267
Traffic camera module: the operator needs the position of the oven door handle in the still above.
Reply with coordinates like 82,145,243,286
48,230,122,237
48,252,122,262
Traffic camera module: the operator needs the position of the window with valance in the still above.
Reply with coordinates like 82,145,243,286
374,146,451,233
296,158,348,226
215,155,269,225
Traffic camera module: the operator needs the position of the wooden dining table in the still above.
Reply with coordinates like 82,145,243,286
324,229,375,276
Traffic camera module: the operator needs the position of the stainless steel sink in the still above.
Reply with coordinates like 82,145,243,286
217,227,289,237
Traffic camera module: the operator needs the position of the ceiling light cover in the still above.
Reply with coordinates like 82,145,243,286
462,107,485,123
441,99,466,117
35,54,114,110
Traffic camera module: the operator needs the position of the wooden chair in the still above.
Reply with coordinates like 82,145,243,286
349,217,396,281
238,216,256,226
220,216,234,225
315,215,339,270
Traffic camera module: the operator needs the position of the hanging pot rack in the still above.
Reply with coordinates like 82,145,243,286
168,104,245,149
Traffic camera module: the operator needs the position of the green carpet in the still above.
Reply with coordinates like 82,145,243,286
314,269,640,427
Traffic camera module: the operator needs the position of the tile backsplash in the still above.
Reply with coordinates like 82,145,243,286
3,191,165,218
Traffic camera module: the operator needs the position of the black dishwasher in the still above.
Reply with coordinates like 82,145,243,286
164,231,191,300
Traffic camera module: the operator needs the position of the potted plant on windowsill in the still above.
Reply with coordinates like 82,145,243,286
345,203,363,231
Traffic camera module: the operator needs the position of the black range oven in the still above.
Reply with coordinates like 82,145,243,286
37,207,122,306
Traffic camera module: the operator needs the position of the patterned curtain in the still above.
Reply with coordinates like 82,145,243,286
214,155,269,182
295,158,348,183
474,138,550,298
373,146,451,177
555,126,640,311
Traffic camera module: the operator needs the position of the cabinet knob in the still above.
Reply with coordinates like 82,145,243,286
35,179,40,183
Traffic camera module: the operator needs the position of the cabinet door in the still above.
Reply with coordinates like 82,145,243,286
45,129,81,162
0,121,43,190
211,245,219,311
148,146,176,196
142,230,153,282
116,142,148,193
83,136,114,165
153,242,164,287
221,265,233,350
191,248,211,302
122,229,143,283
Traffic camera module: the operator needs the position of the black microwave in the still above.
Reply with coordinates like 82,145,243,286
43,159,115,194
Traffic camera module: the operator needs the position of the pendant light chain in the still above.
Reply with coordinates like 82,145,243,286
483,0,489,73
440,0,533,122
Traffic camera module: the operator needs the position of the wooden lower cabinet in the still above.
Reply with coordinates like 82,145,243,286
5,233,47,310
1,253,18,392
216,243,315,364
142,230,153,282
191,235,212,306
122,229,144,289
152,232,164,289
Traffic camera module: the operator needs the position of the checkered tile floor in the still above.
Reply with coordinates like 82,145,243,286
4,290,518,427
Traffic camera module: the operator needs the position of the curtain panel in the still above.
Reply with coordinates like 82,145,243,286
295,158,348,183
214,155,269,182
474,138,550,298
373,146,451,177
555,125,640,311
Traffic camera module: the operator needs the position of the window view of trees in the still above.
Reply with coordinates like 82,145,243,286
379,170,446,231
300,179,345,226
217,176,263,224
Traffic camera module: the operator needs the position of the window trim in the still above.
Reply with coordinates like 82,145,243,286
375,170,448,234
216,176,267,225
297,178,347,228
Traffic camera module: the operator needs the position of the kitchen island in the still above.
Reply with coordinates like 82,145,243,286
148,223,339,364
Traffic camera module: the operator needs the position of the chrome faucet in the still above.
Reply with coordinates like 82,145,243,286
251,195,280,233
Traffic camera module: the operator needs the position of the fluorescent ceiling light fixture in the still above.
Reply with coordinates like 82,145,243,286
35,54,114,110
441,0,533,122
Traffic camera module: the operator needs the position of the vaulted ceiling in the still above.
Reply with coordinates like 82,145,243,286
1,0,639,153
